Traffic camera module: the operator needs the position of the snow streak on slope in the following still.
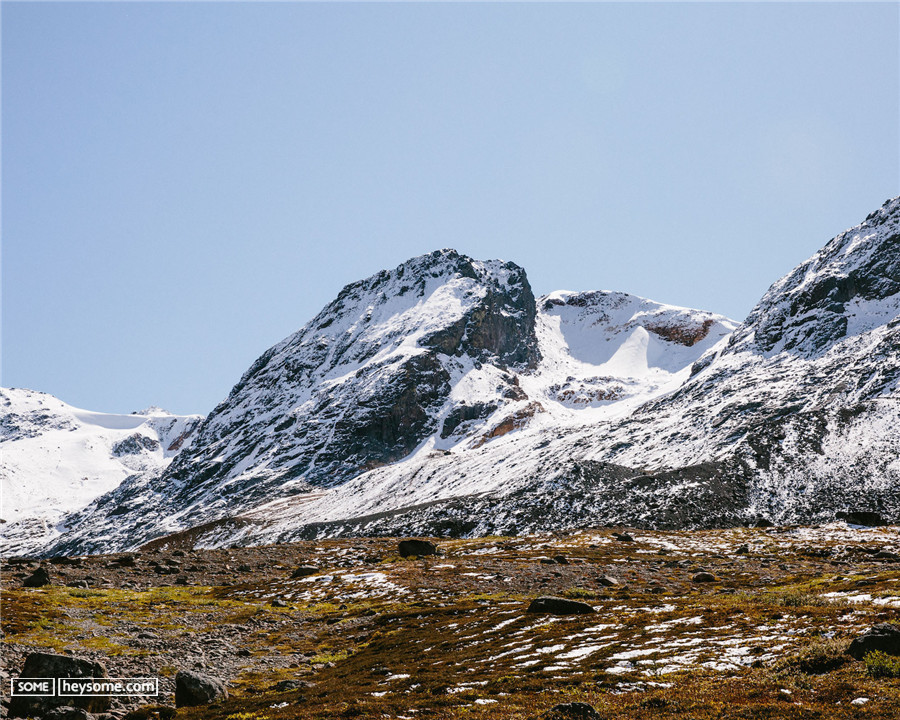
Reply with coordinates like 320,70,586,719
0,388,202,553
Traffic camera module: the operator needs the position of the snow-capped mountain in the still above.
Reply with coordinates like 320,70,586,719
0,389,202,554
5,196,898,556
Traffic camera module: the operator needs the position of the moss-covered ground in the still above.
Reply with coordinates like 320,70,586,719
3,524,900,718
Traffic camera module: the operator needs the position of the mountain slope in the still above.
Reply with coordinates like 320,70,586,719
0,388,202,554
33,254,734,554
11,196,899,555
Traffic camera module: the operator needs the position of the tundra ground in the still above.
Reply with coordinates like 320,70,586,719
3,524,900,719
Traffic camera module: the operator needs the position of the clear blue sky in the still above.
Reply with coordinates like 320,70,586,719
3,2,898,416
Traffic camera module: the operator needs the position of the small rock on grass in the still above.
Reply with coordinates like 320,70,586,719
291,565,318,578
612,532,633,542
527,596,595,615
597,575,619,587
692,572,716,583
540,702,602,719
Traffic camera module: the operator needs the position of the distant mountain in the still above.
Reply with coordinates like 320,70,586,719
4,196,898,556
0,389,202,554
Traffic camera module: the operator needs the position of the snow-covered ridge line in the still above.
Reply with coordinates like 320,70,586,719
5,196,900,556
0,387,203,553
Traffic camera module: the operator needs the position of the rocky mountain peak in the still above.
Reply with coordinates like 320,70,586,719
728,195,900,358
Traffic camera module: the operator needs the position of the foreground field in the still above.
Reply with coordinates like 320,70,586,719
3,524,900,719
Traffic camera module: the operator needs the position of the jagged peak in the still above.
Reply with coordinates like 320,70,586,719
727,196,900,358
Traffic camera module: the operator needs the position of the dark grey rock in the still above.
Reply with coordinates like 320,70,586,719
526,596,595,615
612,532,633,542
174,670,228,707
291,565,318,578
398,539,437,557
23,566,51,588
847,623,900,660
597,575,619,587
8,652,109,717
692,572,716,583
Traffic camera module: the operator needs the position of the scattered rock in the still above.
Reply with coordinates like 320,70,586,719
237,564,253,573
271,598,288,608
735,544,749,555
847,623,900,659
692,572,716,583
875,550,899,561
540,702,602,719
9,652,110,717
597,575,619,587
398,539,438,557
174,670,228,707
612,532,633,542
137,631,158,640
22,566,52,587
236,649,252,657
272,679,306,692
291,566,318,578
526,596,595,615
553,555,569,565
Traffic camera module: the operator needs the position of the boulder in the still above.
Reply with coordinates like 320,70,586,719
398,539,438,557
8,652,109,717
692,572,716,583
174,670,228,707
597,575,619,587
612,532,634,542
22,566,52,588
291,565,318,578
526,596,595,615
847,623,900,660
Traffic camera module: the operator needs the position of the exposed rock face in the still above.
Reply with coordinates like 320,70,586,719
729,198,900,357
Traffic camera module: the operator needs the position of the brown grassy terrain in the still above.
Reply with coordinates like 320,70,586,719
3,524,900,719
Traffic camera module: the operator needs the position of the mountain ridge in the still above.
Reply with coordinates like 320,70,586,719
3,197,898,556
